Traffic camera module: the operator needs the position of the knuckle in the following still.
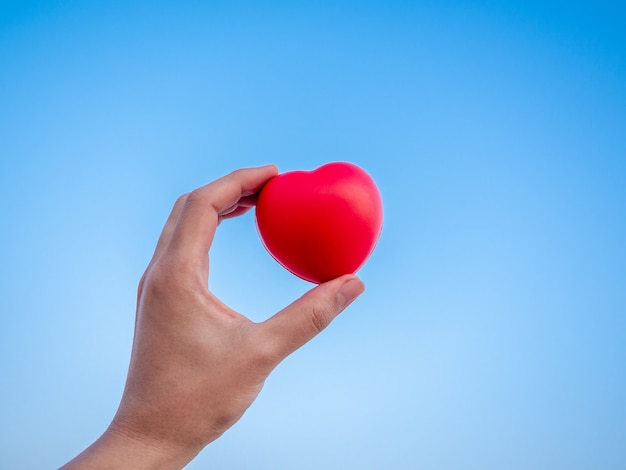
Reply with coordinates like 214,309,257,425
141,258,189,299
141,265,173,298
137,270,148,296
229,168,246,179
309,301,333,334
186,186,222,215
185,188,205,207
174,192,190,207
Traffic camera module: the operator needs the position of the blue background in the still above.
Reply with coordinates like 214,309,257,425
1,1,625,468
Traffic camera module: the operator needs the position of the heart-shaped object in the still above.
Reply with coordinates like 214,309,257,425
255,162,383,284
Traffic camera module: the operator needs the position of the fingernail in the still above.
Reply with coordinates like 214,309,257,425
337,278,365,309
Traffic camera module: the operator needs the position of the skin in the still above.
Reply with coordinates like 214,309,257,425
60,165,365,469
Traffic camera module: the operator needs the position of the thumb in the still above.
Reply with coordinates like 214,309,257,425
258,275,365,361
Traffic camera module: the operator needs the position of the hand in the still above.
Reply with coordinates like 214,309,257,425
61,165,365,469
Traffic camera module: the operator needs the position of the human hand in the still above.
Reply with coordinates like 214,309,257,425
61,165,365,469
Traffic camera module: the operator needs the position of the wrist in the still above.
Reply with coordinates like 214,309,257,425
60,425,199,470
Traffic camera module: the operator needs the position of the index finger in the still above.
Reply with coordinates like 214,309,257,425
168,165,278,261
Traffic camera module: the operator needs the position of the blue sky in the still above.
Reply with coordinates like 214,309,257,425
1,1,625,468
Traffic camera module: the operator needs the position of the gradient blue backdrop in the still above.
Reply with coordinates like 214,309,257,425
1,1,625,468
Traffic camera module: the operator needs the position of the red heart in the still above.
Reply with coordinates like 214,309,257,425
255,162,383,284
